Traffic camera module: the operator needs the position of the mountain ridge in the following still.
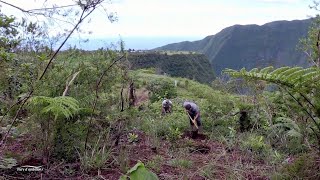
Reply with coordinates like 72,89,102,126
155,18,312,75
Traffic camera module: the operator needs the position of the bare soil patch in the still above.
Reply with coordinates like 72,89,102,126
1,129,271,179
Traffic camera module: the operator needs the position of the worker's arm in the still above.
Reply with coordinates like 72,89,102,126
186,110,199,129
194,111,200,121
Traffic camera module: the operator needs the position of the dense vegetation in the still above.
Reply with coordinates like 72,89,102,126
127,52,215,84
155,19,312,75
1,1,320,179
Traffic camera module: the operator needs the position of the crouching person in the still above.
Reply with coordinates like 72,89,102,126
162,99,173,115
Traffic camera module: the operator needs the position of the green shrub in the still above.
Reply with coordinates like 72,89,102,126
166,127,182,142
146,155,163,172
273,153,320,180
138,104,188,140
117,147,130,173
240,134,271,158
169,158,193,169
27,96,83,161
52,120,86,161
269,117,308,155
201,164,216,179
146,79,177,103
78,133,113,171
243,135,266,152
138,68,156,74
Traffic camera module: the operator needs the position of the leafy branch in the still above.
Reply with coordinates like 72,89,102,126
84,50,126,150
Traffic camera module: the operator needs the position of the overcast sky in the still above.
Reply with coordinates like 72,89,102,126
0,0,317,49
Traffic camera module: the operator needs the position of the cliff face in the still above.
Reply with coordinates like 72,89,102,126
128,52,215,84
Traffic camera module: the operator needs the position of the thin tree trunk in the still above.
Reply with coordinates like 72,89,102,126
120,85,124,112
128,82,135,107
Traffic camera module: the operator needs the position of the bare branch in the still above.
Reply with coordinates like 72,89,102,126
28,4,78,12
0,0,26,13
317,30,320,67
38,7,92,80
0,1,78,16
62,71,81,96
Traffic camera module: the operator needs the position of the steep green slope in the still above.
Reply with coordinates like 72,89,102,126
155,19,312,75
128,52,215,84
133,69,240,120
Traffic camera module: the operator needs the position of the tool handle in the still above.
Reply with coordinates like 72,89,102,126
186,111,199,129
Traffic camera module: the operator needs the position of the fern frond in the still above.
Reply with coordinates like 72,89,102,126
260,66,274,74
269,67,291,79
300,70,320,85
286,129,302,138
223,66,320,92
288,68,315,84
29,96,80,119
276,67,303,80
282,67,305,82
260,66,274,78
249,68,259,73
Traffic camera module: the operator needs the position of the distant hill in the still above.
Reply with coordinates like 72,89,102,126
127,51,215,84
155,19,312,75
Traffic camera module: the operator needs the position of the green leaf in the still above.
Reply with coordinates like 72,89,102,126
123,161,159,180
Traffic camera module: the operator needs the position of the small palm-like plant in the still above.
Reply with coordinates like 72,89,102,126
128,133,139,143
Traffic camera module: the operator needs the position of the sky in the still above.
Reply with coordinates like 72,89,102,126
0,0,317,49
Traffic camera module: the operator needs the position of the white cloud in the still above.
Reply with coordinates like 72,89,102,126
0,0,315,38
85,0,312,37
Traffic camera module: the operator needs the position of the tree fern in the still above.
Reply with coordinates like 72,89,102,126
224,66,320,149
28,96,80,119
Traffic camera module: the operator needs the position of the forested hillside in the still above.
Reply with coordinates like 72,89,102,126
127,52,215,84
155,19,312,75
